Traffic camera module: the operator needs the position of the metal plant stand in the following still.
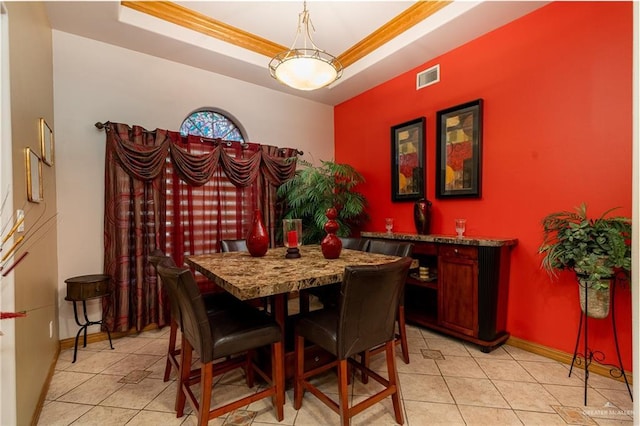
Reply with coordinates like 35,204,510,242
568,278,633,405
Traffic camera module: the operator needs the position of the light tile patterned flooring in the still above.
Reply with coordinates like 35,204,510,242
40,311,634,425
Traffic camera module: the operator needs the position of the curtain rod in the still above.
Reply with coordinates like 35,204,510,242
95,121,157,134
95,121,303,155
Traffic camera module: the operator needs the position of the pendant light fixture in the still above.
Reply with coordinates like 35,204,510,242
268,2,343,91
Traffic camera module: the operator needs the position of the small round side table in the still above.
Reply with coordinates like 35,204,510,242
65,274,114,363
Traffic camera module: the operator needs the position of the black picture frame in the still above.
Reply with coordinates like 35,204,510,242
391,117,425,202
436,99,483,198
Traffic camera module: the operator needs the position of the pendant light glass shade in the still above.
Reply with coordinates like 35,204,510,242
269,2,343,91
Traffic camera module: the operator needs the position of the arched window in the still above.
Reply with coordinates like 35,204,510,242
168,109,254,274
179,110,245,141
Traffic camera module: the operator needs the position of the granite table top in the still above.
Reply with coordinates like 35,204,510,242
185,245,402,301
361,232,518,247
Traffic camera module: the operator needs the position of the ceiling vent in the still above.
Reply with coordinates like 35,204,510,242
416,64,440,90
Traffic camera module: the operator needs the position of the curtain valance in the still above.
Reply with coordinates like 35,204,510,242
104,122,298,187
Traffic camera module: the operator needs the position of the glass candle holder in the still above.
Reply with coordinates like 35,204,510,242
283,219,303,248
455,218,466,238
385,217,394,234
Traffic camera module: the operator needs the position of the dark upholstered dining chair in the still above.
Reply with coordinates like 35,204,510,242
156,263,285,425
293,257,412,426
363,240,414,375
148,252,183,383
150,250,248,380
339,236,370,251
220,239,248,253
301,236,370,312
148,250,244,383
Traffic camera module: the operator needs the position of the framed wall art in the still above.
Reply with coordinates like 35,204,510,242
25,147,43,203
436,99,483,198
391,117,425,202
40,117,54,166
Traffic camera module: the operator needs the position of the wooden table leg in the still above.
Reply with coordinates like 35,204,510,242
271,294,287,336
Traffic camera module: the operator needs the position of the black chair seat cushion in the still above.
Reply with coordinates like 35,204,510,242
210,307,282,359
295,308,339,356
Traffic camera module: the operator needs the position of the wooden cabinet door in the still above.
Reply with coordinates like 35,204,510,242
438,249,478,337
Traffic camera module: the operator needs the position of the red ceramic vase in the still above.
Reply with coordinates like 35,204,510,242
246,210,269,257
321,207,342,259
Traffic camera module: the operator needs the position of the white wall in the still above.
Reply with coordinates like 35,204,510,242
53,30,335,339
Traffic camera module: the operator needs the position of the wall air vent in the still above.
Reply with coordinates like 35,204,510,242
416,64,440,90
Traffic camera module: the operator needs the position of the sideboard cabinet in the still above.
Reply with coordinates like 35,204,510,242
361,232,517,352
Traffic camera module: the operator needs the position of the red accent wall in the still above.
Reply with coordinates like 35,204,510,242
335,2,633,367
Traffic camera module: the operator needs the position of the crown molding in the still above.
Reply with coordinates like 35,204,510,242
338,1,451,68
121,1,450,68
121,1,286,57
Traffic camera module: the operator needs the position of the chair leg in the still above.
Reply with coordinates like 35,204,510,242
337,359,350,426
246,349,255,387
398,306,410,364
271,340,285,421
360,312,409,385
360,350,370,384
176,334,192,417
385,341,404,425
164,318,178,382
294,334,305,409
198,362,214,426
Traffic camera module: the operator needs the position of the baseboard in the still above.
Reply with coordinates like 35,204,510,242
506,336,633,384
59,322,161,350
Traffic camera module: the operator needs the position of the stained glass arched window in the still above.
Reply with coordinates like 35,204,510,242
170,109,252,270
179,110,245,142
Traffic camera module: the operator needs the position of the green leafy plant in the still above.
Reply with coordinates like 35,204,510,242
277,159,369,244
538,203,631,289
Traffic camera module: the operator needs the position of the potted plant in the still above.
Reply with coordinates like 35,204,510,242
538,203,631,318
277,159,369,244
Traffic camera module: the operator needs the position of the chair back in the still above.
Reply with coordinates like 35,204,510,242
367,240,413,257
339,237,370,251
221,239,248,252
367,241,413,308
149,250,181,323
149,249,176,268
156,264,216,363
337,257,412,359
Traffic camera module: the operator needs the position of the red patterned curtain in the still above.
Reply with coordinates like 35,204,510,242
102,122,298,332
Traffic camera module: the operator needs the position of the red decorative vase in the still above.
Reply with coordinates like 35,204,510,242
246,210,269,257
321,207,342,259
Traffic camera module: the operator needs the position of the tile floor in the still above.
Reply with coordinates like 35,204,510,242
40,310,634,425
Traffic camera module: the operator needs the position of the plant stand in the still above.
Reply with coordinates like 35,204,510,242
568,279,633,405
65,274,114,363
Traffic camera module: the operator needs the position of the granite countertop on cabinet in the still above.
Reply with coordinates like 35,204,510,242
361,232,518,247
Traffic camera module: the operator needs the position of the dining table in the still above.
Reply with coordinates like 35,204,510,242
185,244,404,335
185,244,408,381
